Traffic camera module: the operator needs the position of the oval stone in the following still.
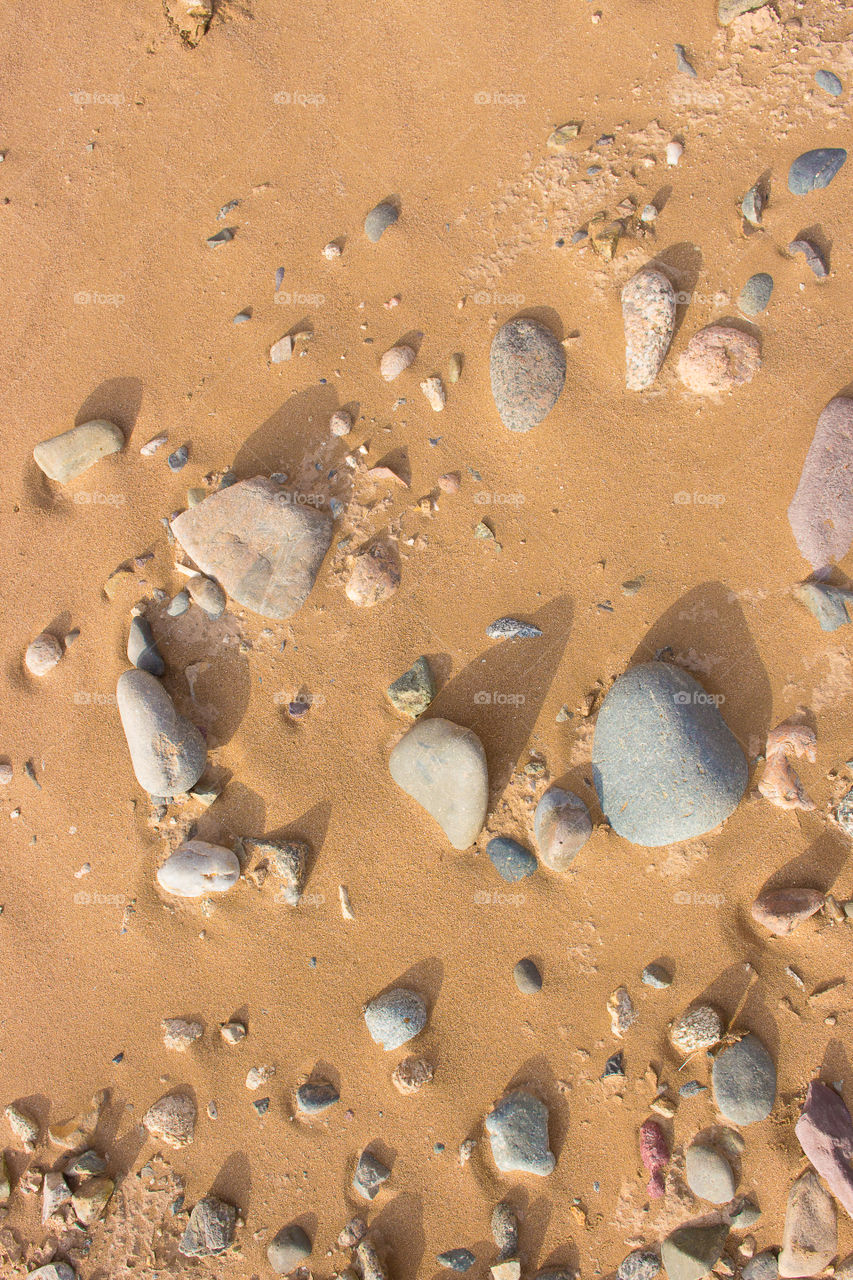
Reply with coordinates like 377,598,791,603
364,201,399,242
489,318,566,432
685,1143,736,1203
117,669,206,796
484,1090,555,1175
593,661,747,846
156,841,240,897
788,397,853,571
487,836,537,882
364,987,427,1051
622,267,676,391
389,717,488,849
738,273,773,317
33,419,124,484
712,1033,776,1125
534,786,592,870
788,148,847,195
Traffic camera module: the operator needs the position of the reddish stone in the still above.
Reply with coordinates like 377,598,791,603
751,887,825,936
795,1080,853,1219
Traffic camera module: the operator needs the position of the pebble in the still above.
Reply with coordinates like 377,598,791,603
679,1080,706,1097
712,1033,776,1124
486,617,543,640
815,69,843,96
357,1239,389,1280
514,958,542,993
674,44,696,76
742,1252,779,1280
437,1249,476,1271
178,1195,237,1257
323,241,342,259
364,987,427,1050
346,540,401,606
642,963,672,988
141,434,168,456
25,632,63,676
491,1202,519,1259
484,1090,555,1175
547,122,580,149
602,1051,624,1078
640,1118,669,1199
665,140,683,166
661,1225,729,1280
233,310,250,324
117,668,206,796
742,184,764,228
245,837,307,905
296,1079,339,1113
6,1103,39,1149
380,345,415,380
206,228,233,247
718,0,767,22
186,574,226,618
421,376,446,411
392,1056,434,1094
167,445,189,472
621,267,676,391
669,1004,723,1054
156,840,240,898
487,836,537,882
787,238,829,278
593,661,748,846
220,1021,246,1044
142,1091,196,1147
127,616,165,676
187,487,207,507
0,762,12,785
489,317,566,432
793,579,853,630
353,1150,391,1199
386,656,436,719
26,1268,76,1280
246,1065,274,1089
751,887,824,936
738,273,773,317
390,716,488,849
788,147,847,194
330,408,352,436
71,1175,114,1224
617,1251,660,1280
171,476,332,619
677,324,761,394
788,397,853,571
447,353,463,383
534,786,592,871
608,987,638,1037
640,204,657,223
338,1217,368,1248
268,1224,312,1274
685,1143,736,1203
42,1171,72,1221
270,334,293,362
779,1170,836,1277
33,420,124,483
364,201,399,241
730,1198,761,1228
162,1017,203,1050
167,590,190,616
795,1080,853,1218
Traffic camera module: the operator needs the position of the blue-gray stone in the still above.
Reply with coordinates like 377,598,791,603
485,1090,555,1175
513,957,542,993
738,272,773,316
592,661,748,847
353,1150,391,1199
168,445,189,471
618,1250,661,1280
437,1249,476,1271
794,581,851,630
788,148,847,194
642,962,672,988
679,1080,707,1097
166,590,190,617
815,70,843,96
602,1051,624,1078
486,617,543,640
712,1033,776,1124
364,202,398,242
487,836,537,881
364,987,426,1050
127,617,165,676
661,1225,729,1280
296,1079,339,1113
742,1251,778,1280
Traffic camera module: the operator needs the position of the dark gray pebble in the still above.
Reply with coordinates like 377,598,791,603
788,147,847,194
738,272,773,316
437,1249,476,1272
364,201,399,242
787,239,829,279
514,958,542,993
167,590,190,617
487,836,538,882
353,1150,391,1200
206,228,234,247
602,1051,625,1078
486,617,543,640
674,44,696,76
296,1079,340,1113
642,962,672,988
679,1080,707,1097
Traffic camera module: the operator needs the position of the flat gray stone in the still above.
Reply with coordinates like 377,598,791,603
534,786,592,871
738,272,773,316
685,1143,736,1203
386,656,436,719
618,1251,661,1280
490,318,566,432
661,1223,729,1280
33,420,124,483
128,617,165,676
622,267,676,391
487,836,538,882
779,1170,836,1277
815,69,843,96
742,1252,779,1280
116,669,206,797
353,1150,391,1199
389,717,488,849
642,963,672,988
793,580,851,630
296,1079,339,1113
712,1033,776,1125
484,1090,555,1175
436,1249,475,1271
788,148,847,194
267,1224,311,1274
365,202,399,241
717,0,765,23
592,661,748,847
178,1195,237,1257
788,397,853,572
171,476,332,620
364,987,427,1050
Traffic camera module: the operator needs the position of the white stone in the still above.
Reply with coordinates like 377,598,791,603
156,840,240,898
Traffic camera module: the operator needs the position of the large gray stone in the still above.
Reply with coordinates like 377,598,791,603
779,1170,836,1278
33,420,124,483
484,1090,555,1176
711,1033,776,1125
171,476,332,620
788,397,853,572
592,661,748,846
389,717,488,849
788,148,847,195
661,1224,729,1280
489,318,566,432
116,669,206,797
364,987,427,1050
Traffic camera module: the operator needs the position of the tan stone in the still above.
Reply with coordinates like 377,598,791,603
751,887,824,936
678,324,761,395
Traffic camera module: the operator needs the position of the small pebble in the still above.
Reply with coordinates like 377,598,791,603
296,1079,340,1113
666,140,683,166
674,44,696,76
640,204,657,223
168,445,189,471
186,574,226,618
602,1051,625,1078
364,201,399,241
206,228,234,247
738,273,773,316
323,241,342,259
642,963,672,988
380,345,415,381
162,1018,203,1051
141,434,168,456
330,409,353,436
267,1223,312,1274
420,376,446,411
353,1150,391,1199
25,632,63,676
128,616,165,676
815,69,843,96
486,836,537,882
364,987,426,1050
167,590,190,616
669,1004,723,1054
486,617,542,640
679,1080,706,1097
232,309,251,324
437,1249,476,1272
513,958,542,993
220,1021,246,1044
788,238,828,278
270,335,293,363
788,147,847,194
742,184,763,228
491,1202,519,1260
447,353,463,383
392,1056,434,1094
0,762,12,785
253,1097,270,1116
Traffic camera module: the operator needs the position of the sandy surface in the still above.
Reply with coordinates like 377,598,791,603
2,0,853,1276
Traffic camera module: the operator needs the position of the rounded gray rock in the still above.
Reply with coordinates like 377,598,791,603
364,987,427,1051
534,786,592,871
389,717,488,850
592,661,748,847
296,1079,339,1113
364,201,399,241
487,836,538,882
513,958,542,993
267,1224,311,1274
491,1201,519,1259
116,669,206,796
738,273,773,317
685,1142,736,1203
484,1090,555,1176
788,148,847,194
712,1033,776,1125
490,318,566,432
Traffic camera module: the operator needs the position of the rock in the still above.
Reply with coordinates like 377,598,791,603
353,1150,391,1199
534,786,592,871
167,590,190,617
621,267,676,392
42,1171,72,1221
717,0,767,22
365,987,427,1050
779,1170,836,1277
141,433,168,456
0,762,11,785
836,1254,853,1280
71,1175,114,1225
491,1202,519,1259
788,148,847,195
357,1240,389,1280
26,1268,77,1280
164,0,213,46
815,69,843,96
168,445,189,471
670,1005,723,1054
437,1249,476,1271
674,43,696,76
246,1065,274,1089
0,1150,9,1201
6,1102,39,1149
618,1251,661,1280
661,1224,729,1280
793,580,852,630
117,669,206,796
608,987,638,1037
64,1149,108,1178
421,376,446,411
484,1090,555,1176
162,1018,203,1050
677,325,761,394
267,1224,312,1274
492,1263,522,1280
142,1091,196,1148
296,1079,339,1113
322,241,342,259
156,840,239,898
640,1118,670,1199
179,1195,237,1256
330,409,352,436
346,540,401,606
171,476,333,620
742,1252,779,1280
270,334,293,362
788,397,853,571
795,1080,853,1219
751,887,824,936
48,1093,103,1150
602,1051,625,1078
730,1198,761,1228
127,617,165,676
489,318,566,432
685,1143,736,1203
712,1033,776,1124
738,273,773,316
447,353,464,383
487,836,538,882
389,717,488,849
365,202,399,241
25,632,63,676
642,963,672,988
787,239,829,279
220,1021,246,1044
592,661,748,846
514,958,542,993
379,345,415,380
186,575,226,618
338,1217,368,1248
33,420,124,483
392,1056,434,1094
486,617,543,640
742,184,764,228
243,837,307,905
386,656,436,719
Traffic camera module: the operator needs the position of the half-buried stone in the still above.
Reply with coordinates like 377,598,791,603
364,988,427,1051
489,318,566,432
389,717,488,849
788,397,853,572
484,1090,555,1175
592,661,748,846
661,1224,729,1280
788,148,847,195
117,669,206,796
171,476,332,620
33,420,124,483
712,1033,776,1125
534,786,592,870
487,836,538,882
156,841,240,897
